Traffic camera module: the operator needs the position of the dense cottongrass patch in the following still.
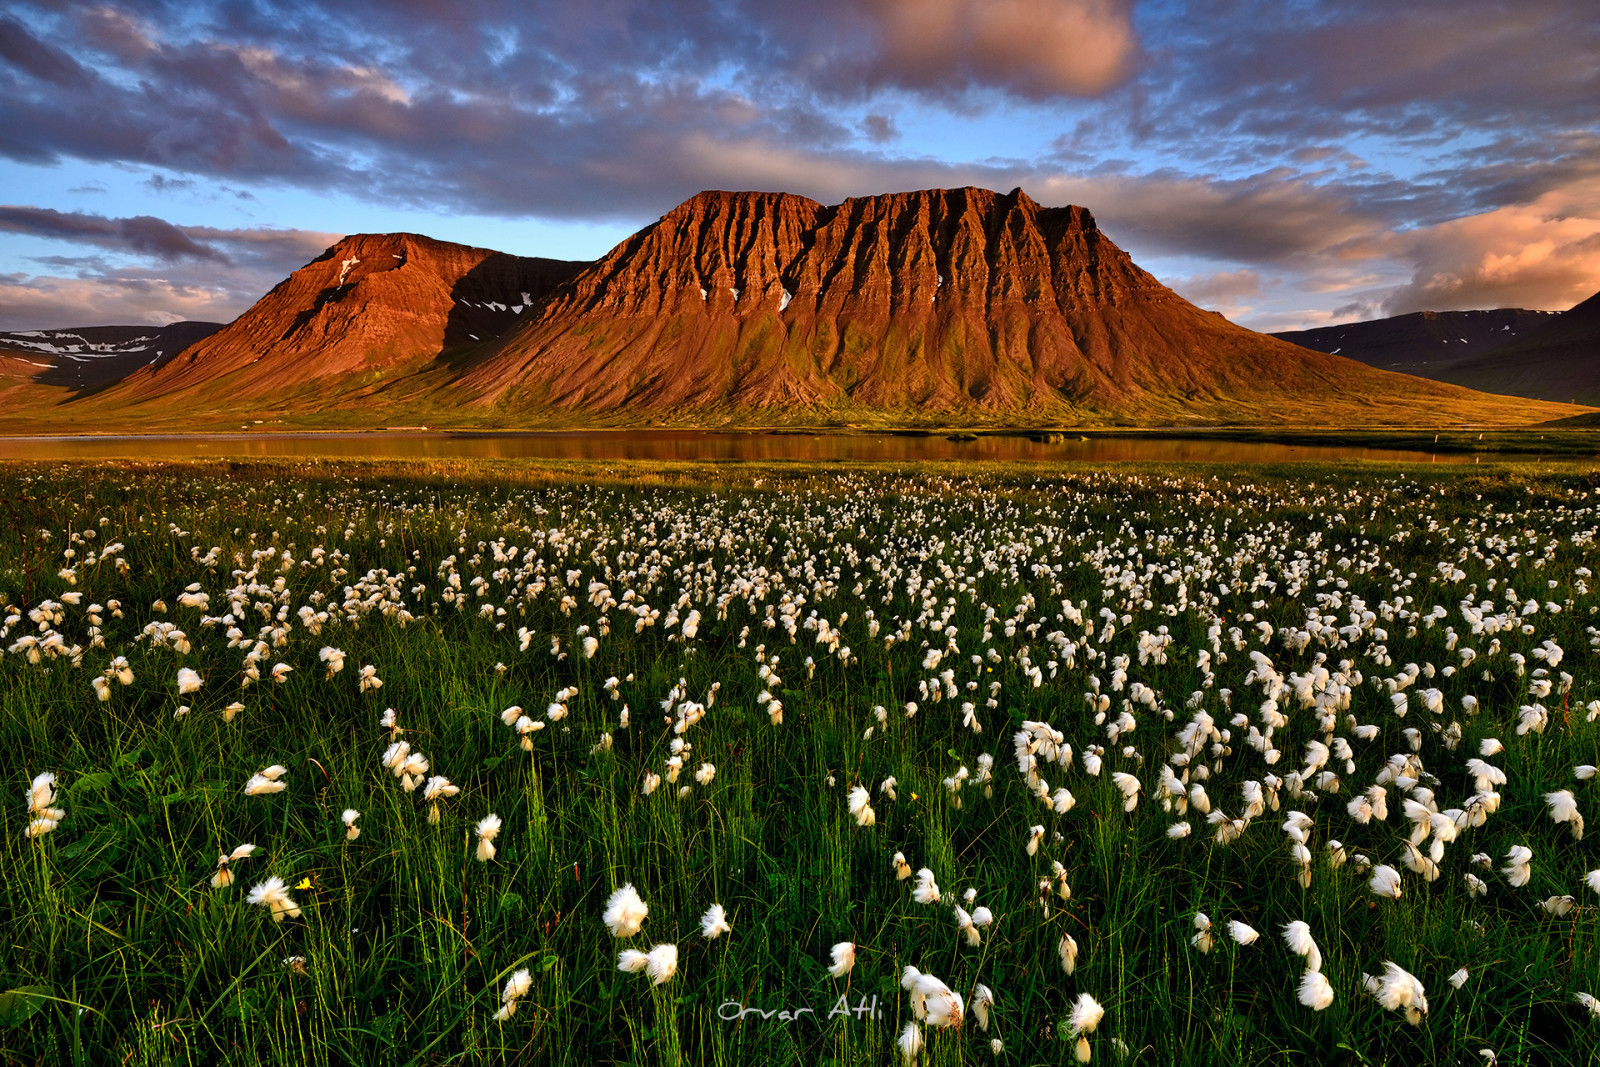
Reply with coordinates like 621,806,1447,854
2,459,1599,1065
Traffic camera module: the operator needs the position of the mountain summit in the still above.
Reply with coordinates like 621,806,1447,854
460,187,1517,423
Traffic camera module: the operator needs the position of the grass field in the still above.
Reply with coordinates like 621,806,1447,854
2,458,1599,1065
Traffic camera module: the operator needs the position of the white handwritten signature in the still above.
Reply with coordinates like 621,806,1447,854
718,994,884,1023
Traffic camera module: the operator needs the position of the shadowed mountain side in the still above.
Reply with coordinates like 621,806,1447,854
0,321,223,394
1275,309,1557,373
460,188,1568,425
1436,290,1600,406
107,233,588,403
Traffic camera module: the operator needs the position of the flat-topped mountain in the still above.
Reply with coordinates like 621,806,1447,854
8,189,1587,431
112,233,587,402
460,187,1546,424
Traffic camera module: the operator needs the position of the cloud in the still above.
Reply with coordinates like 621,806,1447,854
0,206,224,261
0,270,249,330
847,0,1139,99
1,0,1597,332
0,209,340,330
142,174,196,194
1380,180,1600,314
1166,268,1262,316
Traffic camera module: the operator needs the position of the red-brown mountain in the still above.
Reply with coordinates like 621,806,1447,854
113,232,586,402
460,187,1539,424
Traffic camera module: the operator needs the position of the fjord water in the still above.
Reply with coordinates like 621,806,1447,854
0,430,1483,463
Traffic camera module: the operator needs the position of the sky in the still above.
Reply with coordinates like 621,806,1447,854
1,0,1597,333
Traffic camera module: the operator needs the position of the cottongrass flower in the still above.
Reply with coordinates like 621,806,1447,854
1191,911,1213,954
893,851,913,880
475,814,502,862
1541,895,1577,917
1066,992,1105,1062
848,785,876,827
247,876,303,921
828,941,855,978
955,906,980,947
1110,771,1142,812
223,701,245,723
1368,961,1428,1025
898,1021,924,1063
971,983,994,1031
177,667,203,694
495,968,532,1021
211,843,258,888
244,765,288,796
1369,864,1403,899
1450,967,1470,989
1026,824,1045,856
604,883,648,937
319,647,345,675
342,809,361,841
25,772,65,837
1282,920,1322,972
700,903,731,940
913,867,942,904
1298,969,1335,1010
1502,846,1533,888
1575,992,1600,1020
1545,790,1584,840
422,776,460,823
358,665,383,693
1587,870,1600,895
901,966,963,1027
619,944,678,985
1059,932,1080,974
641,772,661,795
1228,920,1260,946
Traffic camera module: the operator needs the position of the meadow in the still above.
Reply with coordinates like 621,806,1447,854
2,457,1598,1066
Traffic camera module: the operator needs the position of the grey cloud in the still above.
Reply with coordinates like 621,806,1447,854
0,206,225,261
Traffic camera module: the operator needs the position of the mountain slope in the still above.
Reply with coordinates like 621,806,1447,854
1274,309,1556,372
1435,290,1600,405
460,187,1564,425
112,233,587,403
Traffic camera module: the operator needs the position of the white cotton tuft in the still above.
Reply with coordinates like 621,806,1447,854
603,883,648,937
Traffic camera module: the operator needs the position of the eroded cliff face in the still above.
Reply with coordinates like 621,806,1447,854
117,233,586,401
463,186,1420,419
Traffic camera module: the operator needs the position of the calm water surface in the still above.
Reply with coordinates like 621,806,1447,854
0,430,1498,464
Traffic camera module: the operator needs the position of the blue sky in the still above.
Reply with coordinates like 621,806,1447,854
2,0,1597,332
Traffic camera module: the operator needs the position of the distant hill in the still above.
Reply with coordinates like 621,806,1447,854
1273,309,1557,372
1435,291,1600,405
459,187,1561,426
0,322,222,393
